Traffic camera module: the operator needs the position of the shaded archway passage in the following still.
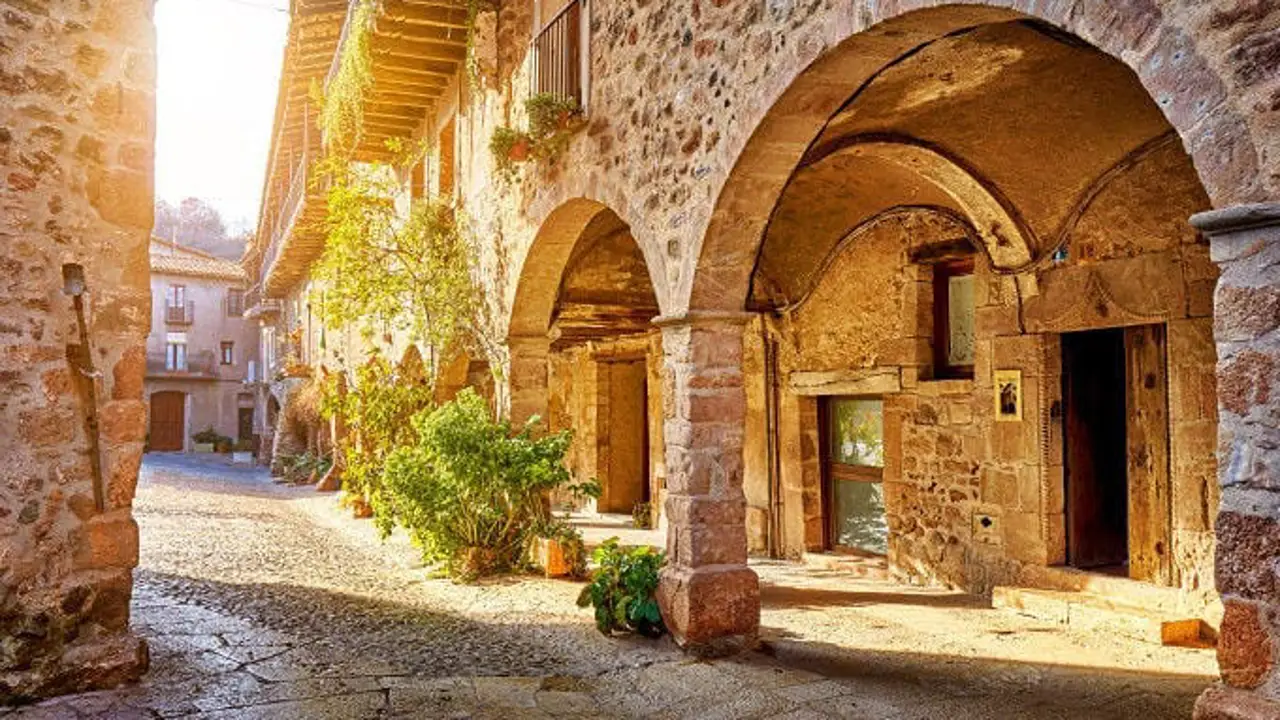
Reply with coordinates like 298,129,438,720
662,7,1280,717
507,200,664,521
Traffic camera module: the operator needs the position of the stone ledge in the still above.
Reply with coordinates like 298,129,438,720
1191,203,1280,235
1194,684,1280,720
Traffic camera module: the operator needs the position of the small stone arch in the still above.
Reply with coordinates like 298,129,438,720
684,2,1263,315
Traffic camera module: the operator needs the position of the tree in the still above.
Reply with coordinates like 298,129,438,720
153,197,245,260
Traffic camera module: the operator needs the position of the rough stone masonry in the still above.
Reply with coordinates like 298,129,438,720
0,0,155,702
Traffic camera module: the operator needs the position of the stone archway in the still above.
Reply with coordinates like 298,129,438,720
506,199,666,521
663,6,1280,717
683,4,1266,316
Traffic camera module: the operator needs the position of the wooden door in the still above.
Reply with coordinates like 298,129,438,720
1125,325,1172,584
600,360,648,513
1063,329,1129,570
149,391,185,451
238,407,255,442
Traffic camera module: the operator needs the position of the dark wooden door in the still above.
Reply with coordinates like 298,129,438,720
238,407,255,442
150,391,185,451
1063,329,1129,570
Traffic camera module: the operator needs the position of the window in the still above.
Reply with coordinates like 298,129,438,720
165,332,187,371
821,397,887,555
220,341,234,366
226,288,245,317
932,258,976,379
165,284,190,324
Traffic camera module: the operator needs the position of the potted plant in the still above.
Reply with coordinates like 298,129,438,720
525,93,580,137
530,521,587,579
192,427,220,453
490,126,532,176
232,438,255,465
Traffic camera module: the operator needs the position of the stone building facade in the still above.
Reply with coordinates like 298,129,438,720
145,239,257,452
3,1,1279,717
0,0,155,702
258,0,1279,716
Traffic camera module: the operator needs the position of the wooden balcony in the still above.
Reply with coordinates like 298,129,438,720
145,350,219,380
330,0,470,162
259,146,328,296
244,285,283,320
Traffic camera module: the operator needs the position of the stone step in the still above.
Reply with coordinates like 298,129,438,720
991,586,1205,646
801,553,890,580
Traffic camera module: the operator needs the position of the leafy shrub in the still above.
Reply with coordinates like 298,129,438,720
233,438,255,453
576,538,666,637
326,356,433,509
280,452,332,484
377,388,574,580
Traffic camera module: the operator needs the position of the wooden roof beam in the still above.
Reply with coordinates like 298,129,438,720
371,36,467,63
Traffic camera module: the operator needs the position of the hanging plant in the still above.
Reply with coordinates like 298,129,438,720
488,94,583,180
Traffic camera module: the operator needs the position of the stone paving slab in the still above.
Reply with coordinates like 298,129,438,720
0,454,1217,719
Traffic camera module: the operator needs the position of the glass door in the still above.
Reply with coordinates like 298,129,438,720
821,397,887,555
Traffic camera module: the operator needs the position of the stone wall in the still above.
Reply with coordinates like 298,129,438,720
0,0,155,701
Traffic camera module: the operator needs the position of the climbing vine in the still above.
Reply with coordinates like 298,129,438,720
315,0,375,157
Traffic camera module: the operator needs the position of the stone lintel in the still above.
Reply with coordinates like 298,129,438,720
789,367,901,396
656,564,760,655
652,310,756,328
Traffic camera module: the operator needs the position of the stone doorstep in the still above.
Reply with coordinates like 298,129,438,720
800,553,890,580
991,586,1206,647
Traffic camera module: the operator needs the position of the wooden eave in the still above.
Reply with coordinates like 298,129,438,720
344,0,470,160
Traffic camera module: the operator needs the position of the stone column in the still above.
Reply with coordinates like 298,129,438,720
654,312,760,653
507,334,551,428
1191,203,1280,720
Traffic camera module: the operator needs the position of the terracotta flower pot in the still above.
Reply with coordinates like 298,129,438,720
556,109,576,130
508,138,531,162
534,537,571,578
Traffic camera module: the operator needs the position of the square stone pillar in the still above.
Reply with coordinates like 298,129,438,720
1191,203,1280,720
507,334,551,428
654,312,760,654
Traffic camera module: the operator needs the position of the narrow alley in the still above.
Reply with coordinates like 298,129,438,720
4,456,1215,719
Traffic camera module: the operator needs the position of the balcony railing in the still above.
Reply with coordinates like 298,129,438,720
533,0,583,107
260,146,313,289
244,285,283,319
165,301,195,325
146,350,217,378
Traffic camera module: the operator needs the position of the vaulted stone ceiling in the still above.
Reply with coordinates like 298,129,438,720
551,209,660,349
750,19,1190,308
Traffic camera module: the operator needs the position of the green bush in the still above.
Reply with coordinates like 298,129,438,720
280,452,332,484
576,538,666,637
377,388,574,579
192,427,231,446
327,356,433,509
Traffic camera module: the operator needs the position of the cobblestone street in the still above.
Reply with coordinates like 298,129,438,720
3,455,1216,719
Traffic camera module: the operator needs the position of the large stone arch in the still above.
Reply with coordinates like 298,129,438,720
506,198,664,427
683,2,1263,315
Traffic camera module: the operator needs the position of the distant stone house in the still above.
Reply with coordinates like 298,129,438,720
146,239,258,452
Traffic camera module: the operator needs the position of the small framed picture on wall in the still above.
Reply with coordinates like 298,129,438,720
994,370,1022,422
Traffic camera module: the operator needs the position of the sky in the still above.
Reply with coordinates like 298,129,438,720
155,0,290,233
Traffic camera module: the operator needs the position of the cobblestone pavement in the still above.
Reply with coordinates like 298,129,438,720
2,454,1216,719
